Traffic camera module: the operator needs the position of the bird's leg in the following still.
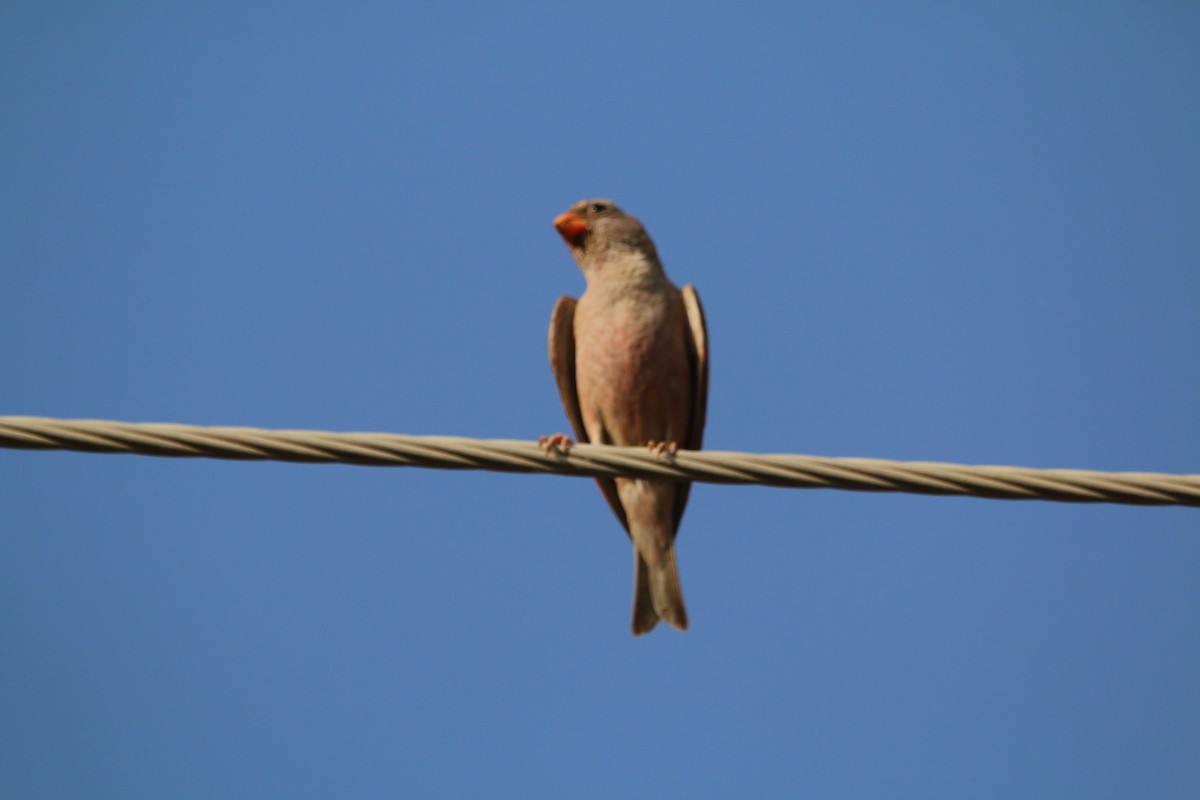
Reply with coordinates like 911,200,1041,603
538,433,574,455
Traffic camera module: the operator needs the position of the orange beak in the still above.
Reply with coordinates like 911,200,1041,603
553,212,589,247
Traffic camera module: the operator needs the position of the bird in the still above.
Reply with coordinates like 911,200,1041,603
546,199,709,635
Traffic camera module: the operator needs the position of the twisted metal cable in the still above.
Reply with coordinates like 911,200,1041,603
1,415,1197,507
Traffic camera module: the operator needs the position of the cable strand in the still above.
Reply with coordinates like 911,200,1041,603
1,415,1197,507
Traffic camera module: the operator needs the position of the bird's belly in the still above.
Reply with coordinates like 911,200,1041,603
575,310,689,447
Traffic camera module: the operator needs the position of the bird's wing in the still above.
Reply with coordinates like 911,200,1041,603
681,284,709,452
549,295,630,532
671,284,710,533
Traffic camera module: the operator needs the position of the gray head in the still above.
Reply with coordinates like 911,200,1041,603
553,199,661,272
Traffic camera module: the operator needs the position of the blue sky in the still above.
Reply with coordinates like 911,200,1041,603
2,3,1198,797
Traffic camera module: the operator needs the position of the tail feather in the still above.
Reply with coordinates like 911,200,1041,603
631,548,688,636
632,556,659,636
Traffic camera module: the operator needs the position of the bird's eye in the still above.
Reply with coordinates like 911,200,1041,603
589,202,609,214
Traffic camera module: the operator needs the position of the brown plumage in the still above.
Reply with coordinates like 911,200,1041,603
548,199,709,635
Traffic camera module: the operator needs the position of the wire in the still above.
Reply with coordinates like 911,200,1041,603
1,415,1196,507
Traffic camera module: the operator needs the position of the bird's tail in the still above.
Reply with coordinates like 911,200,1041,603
632,545,688,636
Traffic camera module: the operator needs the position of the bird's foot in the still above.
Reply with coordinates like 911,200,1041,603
538,433,574,455
645,440,679,460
